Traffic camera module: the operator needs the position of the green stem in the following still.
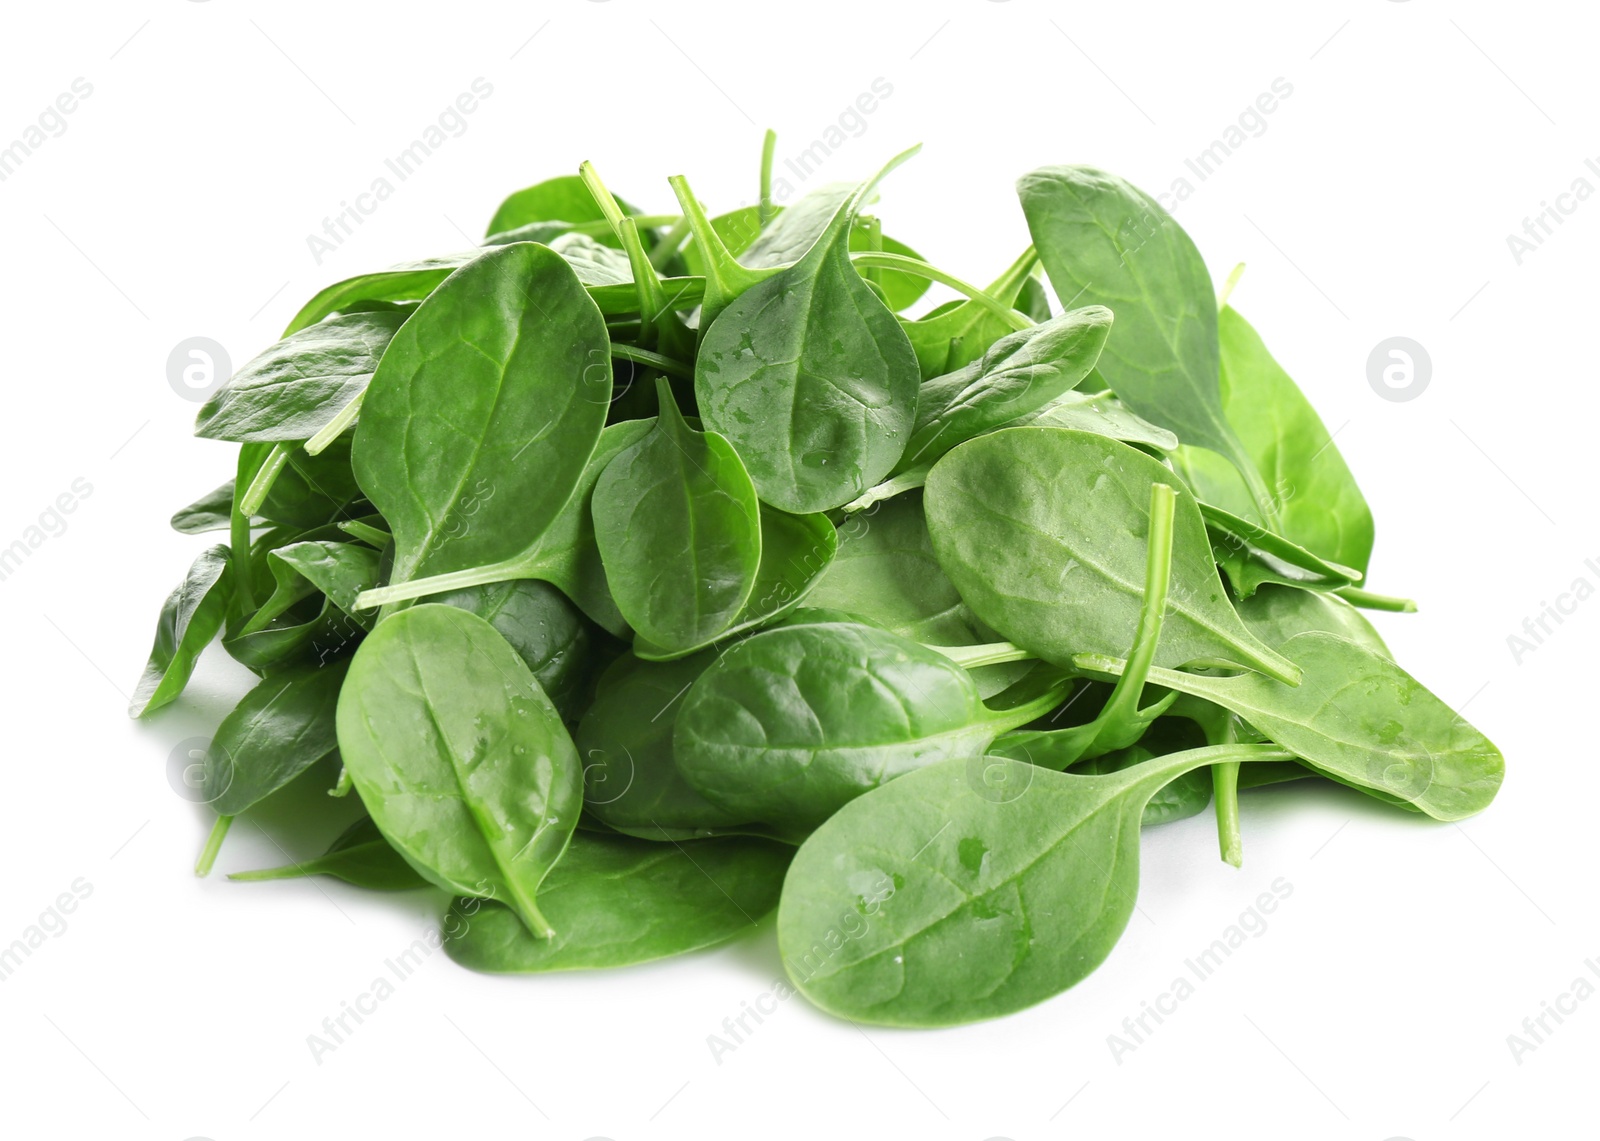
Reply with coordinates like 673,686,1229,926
1211,714,1244,867
611,343,693,379
759,128,777,225
1092,484,1175,740
358,561,530,609
564,214,682,237
648,217,691,270
226,862,306,883
849,252,1033,330
1218,262,1246,310
238,442,293,517
195,814,233,877
230,446,268,613
923,641,1036,670
1336,587,1418,613
842,465,930,513
337,519,391,548
305,396,362,455
667,174,770,326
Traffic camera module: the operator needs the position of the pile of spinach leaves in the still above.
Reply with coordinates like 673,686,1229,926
133,135,1502,1028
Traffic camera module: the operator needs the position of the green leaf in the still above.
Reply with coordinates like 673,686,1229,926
352,242,611,594
593,380,762,652
777,744,1292,1026
356,419,655,636
1018,166,1271,510
484,174,633,239
1004,388,1178,452
578,651,764,841
195,311,405,442
632,504,837,661
171,482,235,535
206,659,349,817
696,149,923,513
1173,305,1375,573
336,604,584,937
442,832,791,972
129,545,234,717
674,620,1067,836
898,305,1113,471
423,578,600,724
924,428,1299,684
1074,631,1504,821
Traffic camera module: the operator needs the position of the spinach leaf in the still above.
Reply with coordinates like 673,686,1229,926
356,419,655,635
130,545,234,717
696,149,923,512
1073,631,1504,821
336,604,583,936
423,578,599,723
268,540,384,628
674,620,1069,835
170,482,235,535
484,173,633,239
442,832,791,972
352,242,611,594
1173,305,1375,573
632,503,837,661
1004,389,1179,453
195,311,405,443
285,253,476,335
205,659,348,818
777,744,1292,1026
924,427,1299,684
1236,583,1391,659
592,379,762,653
230,816,428,891
578,651,759,840
897,305,1113,472
1018,166,1275,515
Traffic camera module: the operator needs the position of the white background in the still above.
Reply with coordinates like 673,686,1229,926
1,2,1592,1138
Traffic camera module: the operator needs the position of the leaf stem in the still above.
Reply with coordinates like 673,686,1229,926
195,814,233,877
923,641,1036,669
305,395,362,455
1091,483,1176,745
759,129,777,225
842,465,930,513
849,252,1033,330
611,343,693,379
1336,587,1418,613
238,442,294,517
338,519,391,548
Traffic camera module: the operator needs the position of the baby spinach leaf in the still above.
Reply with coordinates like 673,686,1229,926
674,620,1068,836
592,379,762,653
423,579,598,723
268,540,384,628
171,482,235,535
696,148,923,513
484,173,633,239
229,816,428,891
924,427,1299,684
1173,305,1375,574
285,253,476,335
337,604,584,937
1236,583,1391,659
205,659,349,817
632,504,837,661
578,651,763,840
1018,166,1274,514
1074,631,1504,821
352,242,611,594
1004,389,1179,453
195,311,406,443
897,305,1113,472
130,545,234,717
356,419,655,635
442,832,792,973
777,744,1292,1026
